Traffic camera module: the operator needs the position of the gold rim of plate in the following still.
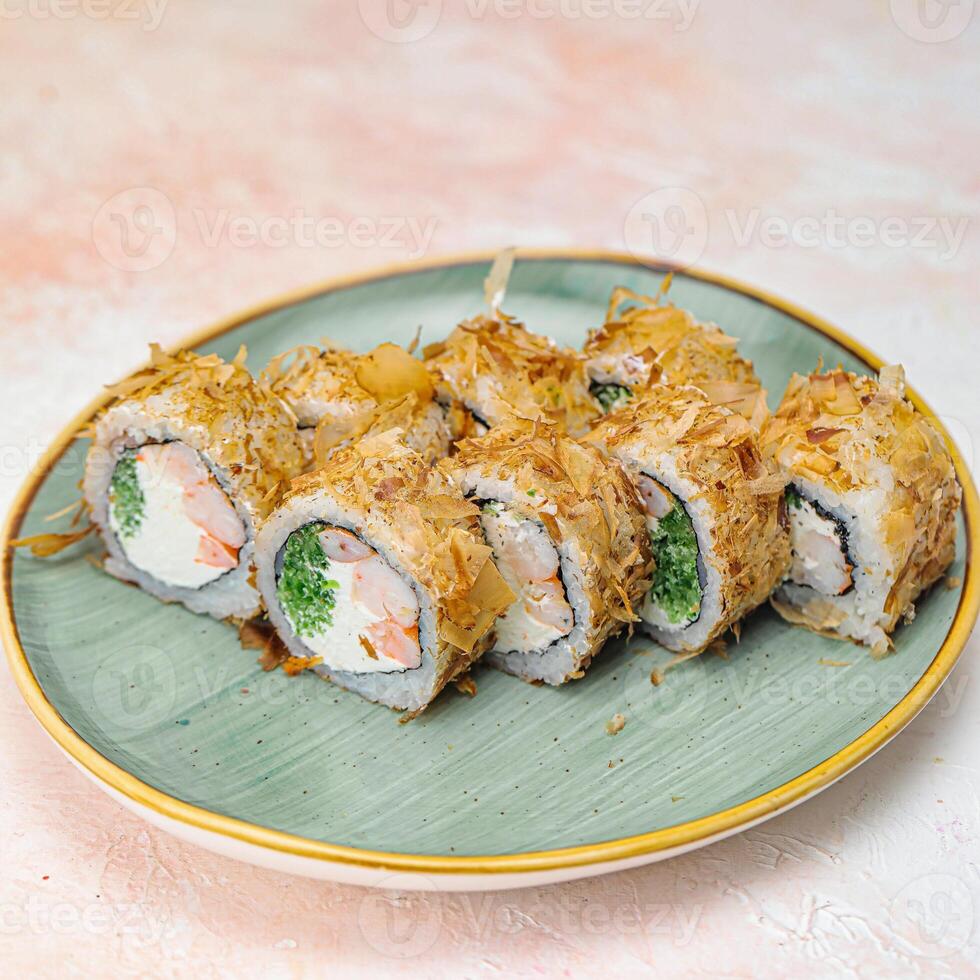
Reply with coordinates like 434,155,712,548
3,248,978,877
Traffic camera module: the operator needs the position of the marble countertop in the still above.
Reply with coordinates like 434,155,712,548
1,1,977,976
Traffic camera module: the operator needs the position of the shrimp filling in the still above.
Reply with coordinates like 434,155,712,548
637,474,703,629
108,443,245,589
275,524,422,674
785,486,854,596
479,502,574,655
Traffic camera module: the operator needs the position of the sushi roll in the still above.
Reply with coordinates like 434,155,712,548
440,418,653,684
583,285,760,415
424,313,598,438
587,386,790,654
262,342,452,466
82,345,306,620
761,365,960,655
254,430,515,712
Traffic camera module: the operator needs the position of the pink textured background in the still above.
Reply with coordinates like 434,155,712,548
1,2,978,976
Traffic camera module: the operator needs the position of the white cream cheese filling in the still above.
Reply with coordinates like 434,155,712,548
788,496,853,596
109,444,243,590
587,351,648,387
292,561,411,674
480,504,572,655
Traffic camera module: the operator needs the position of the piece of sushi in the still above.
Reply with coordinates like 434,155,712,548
587,385,790,654
254,430,515,712
583,285,761,416
440,418,653,684
82,345,307,620
761,365,960,655
424,313,598,438
262,342,452,466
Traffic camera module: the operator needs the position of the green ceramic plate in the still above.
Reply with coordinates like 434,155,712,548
3,251,977,891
